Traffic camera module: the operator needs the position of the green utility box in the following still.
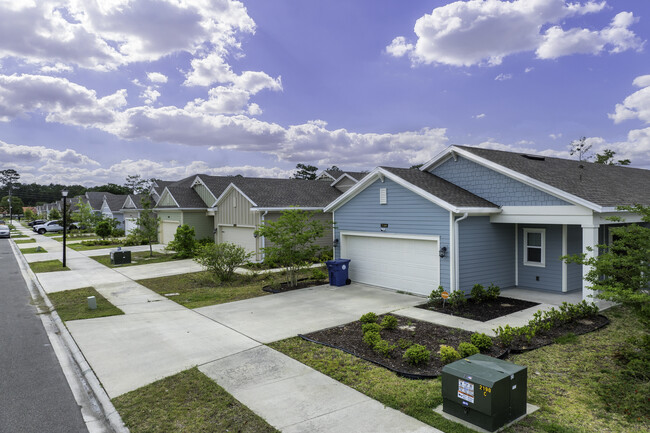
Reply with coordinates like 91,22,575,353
442,354,527,432
110,250,131,265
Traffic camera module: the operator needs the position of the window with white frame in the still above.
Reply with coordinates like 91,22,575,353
523,228,545,267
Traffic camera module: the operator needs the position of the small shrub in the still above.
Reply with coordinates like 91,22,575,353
197,237,213,246
493,324,515,347
360,312,378,324
111,228,125,237
428,286,444,304
362,331,381,348
374,340,396,358
310,267,327,280
470,284,486,303
167,224,197,258
361,323,382,335
403,344,430,365
398,338,413,350
123,233,145,246
458,342,480,358
448,290,467,308
439,345,461,364
470,333,493,352
193,242,252,282
95,220,113,240
486,283,500,300
380,315,398,330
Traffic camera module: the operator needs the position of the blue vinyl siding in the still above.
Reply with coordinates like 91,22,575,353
334,178,451,291
566,225,583,291
458,217,515,293
431,156,571,206
518,225,563,291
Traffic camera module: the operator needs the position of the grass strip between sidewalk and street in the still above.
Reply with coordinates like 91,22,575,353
47,287,124,322
90,250,177,268
112,367,279,433
14,238,36,244
20,247,47,254
68,241,124,251
29,259,70,273
269,306,648,433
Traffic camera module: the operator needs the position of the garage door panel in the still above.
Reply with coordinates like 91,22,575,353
161,221,179,244
342,234,439,296
221,227,256,256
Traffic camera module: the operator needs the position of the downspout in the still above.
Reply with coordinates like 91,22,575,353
454,213,469,292
260,211,268,262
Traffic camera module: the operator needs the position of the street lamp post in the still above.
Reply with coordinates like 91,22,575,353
62,190,68,268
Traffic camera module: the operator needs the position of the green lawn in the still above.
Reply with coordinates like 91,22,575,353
112,368,278,433
270,306,648,433
21,247,47,254
43,232,61,237
14,238,36,244
11,234,29,238
90,250,177,268
47,287,124,321
29,260,70,273
54,235,99,242
137,270,274,309
69,241,124,251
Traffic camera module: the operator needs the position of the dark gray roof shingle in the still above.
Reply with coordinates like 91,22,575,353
457,146,650,207
382,167,498,208
156,175,207,209
103,193,129,212
232,177,342,208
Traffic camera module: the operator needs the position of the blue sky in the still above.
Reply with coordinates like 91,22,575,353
0,0,649,185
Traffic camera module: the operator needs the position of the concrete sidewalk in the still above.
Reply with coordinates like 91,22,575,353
17,225,441,432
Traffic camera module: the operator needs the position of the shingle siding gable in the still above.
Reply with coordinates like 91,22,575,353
431,156,572,206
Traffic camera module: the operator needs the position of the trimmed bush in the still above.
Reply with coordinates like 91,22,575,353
448,290,467,308
428,286,444,304
403,344,430,365
470,333,493,352
486,283,500,300
374,340,397,358
167,224,197,259
470,284,486,303
380,315,398,330
458,342,480,358
493,324,515,348
398,338,413,350
363,331,381,348
361,323,382,335
193,242,252,282
439,345,461,364
360,312,378,324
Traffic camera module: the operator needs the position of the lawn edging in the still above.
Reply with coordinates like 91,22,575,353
7,241,129,433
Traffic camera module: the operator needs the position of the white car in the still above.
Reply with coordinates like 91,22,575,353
0,225,9,239
33,220,64,234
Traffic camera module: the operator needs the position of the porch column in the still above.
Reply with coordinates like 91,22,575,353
581,224,599,301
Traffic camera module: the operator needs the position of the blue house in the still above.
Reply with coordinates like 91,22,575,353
325,145,650,301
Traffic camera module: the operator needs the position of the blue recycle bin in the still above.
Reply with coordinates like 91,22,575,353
326,259,351,287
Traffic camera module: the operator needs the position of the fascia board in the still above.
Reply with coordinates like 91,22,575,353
251,207,324,212
420,145,456,171
214,183,258,207
330,173,358,187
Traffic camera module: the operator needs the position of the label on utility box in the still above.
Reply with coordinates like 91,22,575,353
457,379,475,404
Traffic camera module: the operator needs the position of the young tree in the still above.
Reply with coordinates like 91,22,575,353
49,208,61,220
166,224,197,258
255,209,328,287
95,219,113,240
569,137,593,161
194,242,251,282
594,149,631,166
24,208,34,220
131,197,160,257
72,201,101,232
292,163,318,180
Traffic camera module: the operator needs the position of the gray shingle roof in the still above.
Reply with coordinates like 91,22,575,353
326,169,368,181
103,193,129,212
85,191,106,210
381,167,499,208
230,177,342,208
156,175,206,209
457,146,650,207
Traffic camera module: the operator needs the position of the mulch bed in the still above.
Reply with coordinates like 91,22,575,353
301,314,507,378
416,296,540,322
509,314,610,352
262,278,329,293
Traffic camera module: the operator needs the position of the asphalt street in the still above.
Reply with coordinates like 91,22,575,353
0,239,87,433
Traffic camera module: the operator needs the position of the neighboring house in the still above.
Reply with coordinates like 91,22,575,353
150,180,175,204
317,169,368,192
325,145,650,301
100,193,129,229
201,176,342,261
121,194,145,235
155,175,215,244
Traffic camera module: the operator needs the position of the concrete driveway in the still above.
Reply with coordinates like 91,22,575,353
195,282,425,343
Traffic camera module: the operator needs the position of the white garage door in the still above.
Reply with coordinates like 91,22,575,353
221,226,257,256
341,233,439,296
125,218,137,235
160,220,180,244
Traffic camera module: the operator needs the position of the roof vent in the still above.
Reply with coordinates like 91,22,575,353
522,154,545,161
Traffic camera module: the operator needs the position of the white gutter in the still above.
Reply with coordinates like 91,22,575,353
454,213,469,292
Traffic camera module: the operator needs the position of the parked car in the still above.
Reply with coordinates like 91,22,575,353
28,219,46,227
33,220,64,234
0,225,10,238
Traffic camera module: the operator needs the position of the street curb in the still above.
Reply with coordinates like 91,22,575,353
9,239,129,433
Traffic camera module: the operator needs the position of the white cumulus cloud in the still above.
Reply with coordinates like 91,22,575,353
609,74,650,124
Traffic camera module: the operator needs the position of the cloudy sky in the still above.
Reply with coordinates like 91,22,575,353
0,0,649,186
